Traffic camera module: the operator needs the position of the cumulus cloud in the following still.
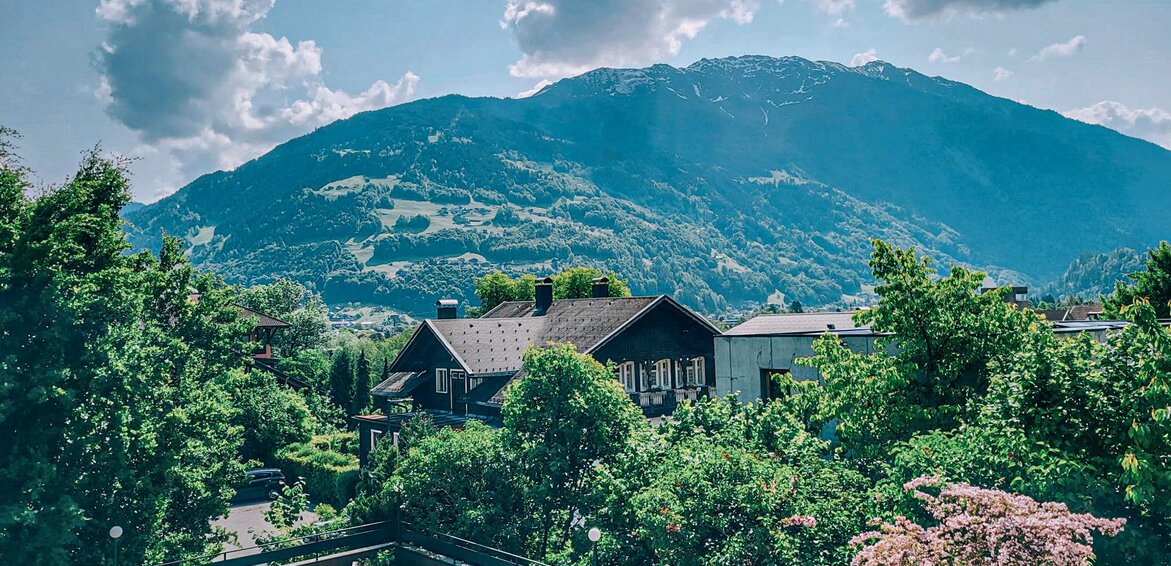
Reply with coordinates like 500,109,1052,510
502,0,761,78
884,0,1058,21
850,48,879,66
94,0,417,195
992,66,1013,81
928,47,960,63
1028,34,1086,61
1064,101,1171,149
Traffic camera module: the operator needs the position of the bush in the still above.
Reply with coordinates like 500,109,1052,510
275,433,360,508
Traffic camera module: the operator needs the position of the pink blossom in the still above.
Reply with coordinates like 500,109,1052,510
852,476,1125,566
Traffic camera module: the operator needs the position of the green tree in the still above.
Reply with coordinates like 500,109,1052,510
552,267,631,300
473,267,632,315
235,371,313,463
1104,242,1171,318
789,299,805,313
801,240,1039,457
239,278,330,356
502,343,646,558
352,350,373,416
0,148,249,564
328,348,356,415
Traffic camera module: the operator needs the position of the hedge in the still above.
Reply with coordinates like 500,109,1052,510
275,433,360,508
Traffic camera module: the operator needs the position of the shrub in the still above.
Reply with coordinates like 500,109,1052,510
275,433,360,508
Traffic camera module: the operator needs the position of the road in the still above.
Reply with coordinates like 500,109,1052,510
212,499,319,558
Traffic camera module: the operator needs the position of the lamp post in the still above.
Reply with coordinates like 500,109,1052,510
587,527,601,566
109,525,123,566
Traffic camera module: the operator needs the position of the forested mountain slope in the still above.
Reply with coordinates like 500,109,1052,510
125,55,1171,314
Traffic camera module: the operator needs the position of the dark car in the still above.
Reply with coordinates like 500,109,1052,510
233,468,285,502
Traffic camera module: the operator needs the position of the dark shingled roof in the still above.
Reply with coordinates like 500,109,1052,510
723,312,870,336
236,305,292,329
371,371,428,398
430,296,663,375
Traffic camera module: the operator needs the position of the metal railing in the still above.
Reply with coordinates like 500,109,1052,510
400,526,552,566
154,521,392,566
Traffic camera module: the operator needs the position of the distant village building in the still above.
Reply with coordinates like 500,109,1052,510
355,277,720,466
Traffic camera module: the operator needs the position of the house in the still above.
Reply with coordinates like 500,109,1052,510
355,277,721,466
714,312,886,401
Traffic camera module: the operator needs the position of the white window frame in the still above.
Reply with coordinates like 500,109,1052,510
468,377,483,391
689,357,705,386
616,362,636,392
639,362,648,391
435,368,449,394
653,359,671,389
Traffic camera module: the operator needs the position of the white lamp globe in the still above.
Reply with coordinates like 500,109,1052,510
587,527,601,542
109,526,123,539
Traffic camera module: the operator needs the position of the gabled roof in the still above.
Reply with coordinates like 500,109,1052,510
723,311,870,336
236,305,292,329
387,295,720,405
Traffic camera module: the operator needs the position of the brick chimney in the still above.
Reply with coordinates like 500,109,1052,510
534,277,554,316
591,276,610,298
436,299,459,319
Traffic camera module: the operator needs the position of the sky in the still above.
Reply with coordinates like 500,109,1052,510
2,0,1169,203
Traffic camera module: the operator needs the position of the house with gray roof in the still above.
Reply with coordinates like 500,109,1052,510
355,277,721,466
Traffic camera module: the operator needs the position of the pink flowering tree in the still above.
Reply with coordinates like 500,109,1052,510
852,476,1125,566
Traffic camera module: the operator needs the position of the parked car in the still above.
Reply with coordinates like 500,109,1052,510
233,468,285,502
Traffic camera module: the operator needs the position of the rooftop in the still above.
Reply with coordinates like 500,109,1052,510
723,311,872,336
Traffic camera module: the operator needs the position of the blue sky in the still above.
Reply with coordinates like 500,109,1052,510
2,0,1169,202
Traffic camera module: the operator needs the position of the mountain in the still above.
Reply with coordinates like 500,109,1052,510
125,55,1171,315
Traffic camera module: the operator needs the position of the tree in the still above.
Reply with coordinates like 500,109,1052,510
852,477,1124,566
502,343,646,558
1104,242,1171,318
352,351,373,416
0,148,249,564
329,348,356,415
801,240,1040,456
239,278,330,356
235,371,313,463
552,267,631,300
389,422,530,552
789,299,805,313
473,267,631,314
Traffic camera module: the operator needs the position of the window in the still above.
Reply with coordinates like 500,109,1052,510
615,362,636,392
688,357,705,386
652,359,671,389
759,368,790,400
468,377,483,390
435,368,449,394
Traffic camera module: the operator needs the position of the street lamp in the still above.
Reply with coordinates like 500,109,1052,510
587,527,601,566
109,525,123,566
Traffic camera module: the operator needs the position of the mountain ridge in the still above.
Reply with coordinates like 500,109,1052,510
125,55,1171,314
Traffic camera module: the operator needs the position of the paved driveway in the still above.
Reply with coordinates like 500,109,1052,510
212,500,319,558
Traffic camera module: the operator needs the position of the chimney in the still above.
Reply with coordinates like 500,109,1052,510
534,277,554,316
591,276,610,298
436,299,459,320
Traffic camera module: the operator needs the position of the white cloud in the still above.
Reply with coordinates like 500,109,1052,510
516,79,554,98
94,0,418,197
992,66,1013,81
1008,47,1018,57
928,47,960,63
502,0,761,79
816,0,856,16
1063,101,1171,149
850,48,879,66
884,0,1058,21
1028,34,1086,61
